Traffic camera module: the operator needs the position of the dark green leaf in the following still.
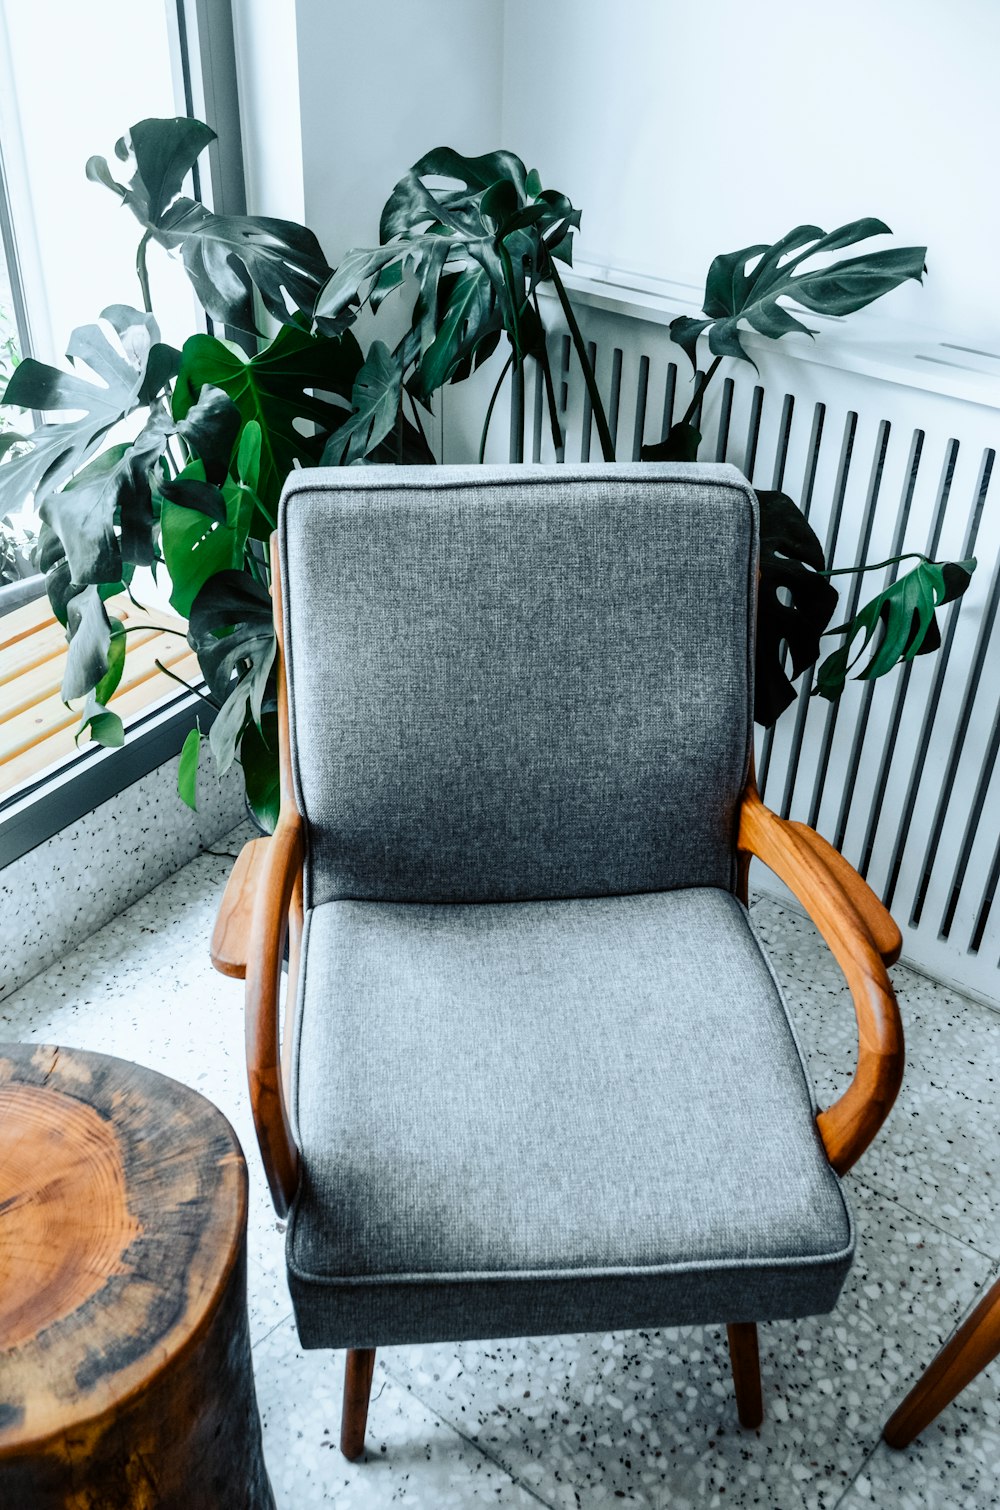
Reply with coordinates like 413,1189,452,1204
157,476,228,522
93,617,126,705
177,726,202,810
174,382,241,483
0,306,166,522
76,703,125,748
641,421,702,463
418,267,500,395
187,568,275,716
755,491,840,726
161,493,240,617
240,713,279,833
237,420,262,493
320,341,402,465
89,117,332,333
174,324,361,515
61,584,112,701
815,556,976,700
672,220,926,369
319,146,581,406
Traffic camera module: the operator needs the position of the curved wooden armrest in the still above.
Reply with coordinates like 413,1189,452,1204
787,823,902,966
739,790,904,1175
244,812,304,1216
211,838,270,978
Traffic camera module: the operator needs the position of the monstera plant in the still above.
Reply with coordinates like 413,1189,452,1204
640,222,976,724
315,147,605,464
0,120,592,827
0,116,976,827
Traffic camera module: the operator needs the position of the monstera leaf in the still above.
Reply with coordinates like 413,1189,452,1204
88,117,332,333
815,556,976,700
320,342,402,465
37,380,238,586
0,306,177,525
187,569,276,775
755,491,840,727
670,220,926,368
314,148,578,388
173,323,362,514
640,420,703,463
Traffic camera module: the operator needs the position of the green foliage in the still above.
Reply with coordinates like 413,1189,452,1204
87,118,332,335
815,557,976,700
0,118,365,827
642,220,972,722
173,323,363,516
315,146,587,461
754,492,839,726
0,116,971,825
669,220,926,369
177,726,203,811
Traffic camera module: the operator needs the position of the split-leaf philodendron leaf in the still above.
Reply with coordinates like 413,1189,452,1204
815,557,976,700
670,220,926,369
87,118,333,334
755,491,840,727
314,147,579,406
0,306,177,543
173,323,363,516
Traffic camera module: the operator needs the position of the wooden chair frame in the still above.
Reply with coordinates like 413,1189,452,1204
211,538,905,1458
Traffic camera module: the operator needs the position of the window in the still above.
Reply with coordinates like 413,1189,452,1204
0,0,243,863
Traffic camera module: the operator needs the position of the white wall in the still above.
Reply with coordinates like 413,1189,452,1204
293,0,505,263
501,0,1000,348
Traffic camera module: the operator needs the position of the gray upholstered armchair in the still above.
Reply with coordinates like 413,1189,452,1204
212,462,904,1460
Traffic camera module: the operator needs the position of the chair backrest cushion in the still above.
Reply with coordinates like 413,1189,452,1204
279,462,757,907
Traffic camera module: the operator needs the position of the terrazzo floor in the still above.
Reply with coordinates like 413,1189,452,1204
2,823,998,1508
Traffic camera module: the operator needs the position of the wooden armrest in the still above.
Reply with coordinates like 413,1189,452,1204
787,823,902,966
244,812,304,1216
211,839,270,978
739,790,904,1175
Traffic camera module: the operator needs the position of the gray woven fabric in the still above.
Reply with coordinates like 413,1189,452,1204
278,463,757,907
287,889,852,1350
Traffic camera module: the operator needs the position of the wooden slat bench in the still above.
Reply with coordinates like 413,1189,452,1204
0,593,202,797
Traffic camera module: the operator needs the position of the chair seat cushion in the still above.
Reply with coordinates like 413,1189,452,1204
287,889,853,1349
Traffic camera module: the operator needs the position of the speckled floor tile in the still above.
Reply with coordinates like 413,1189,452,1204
382,1182,993,1510
254,1319,548,1508
752,896,1000,1260
839,1343,1000,1510
0,751,244,998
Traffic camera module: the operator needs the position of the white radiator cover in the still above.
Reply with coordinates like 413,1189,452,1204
443,268,1000,1005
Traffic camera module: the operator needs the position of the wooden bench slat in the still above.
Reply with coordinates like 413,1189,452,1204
0,592,208,798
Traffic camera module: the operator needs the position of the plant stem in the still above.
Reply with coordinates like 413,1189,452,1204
819,551,934,578
546,259,615,461
136,232,153,316
479,350,515,464
678,355,723,430
122,624,188,638
154,658,219,708
532,287,564,458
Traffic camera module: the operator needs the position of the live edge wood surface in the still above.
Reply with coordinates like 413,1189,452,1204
0,1042,274,1510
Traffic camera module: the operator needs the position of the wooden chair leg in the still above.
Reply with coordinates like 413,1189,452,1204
340,1348,376,1461
884,1275,1000,1448
727,1322,764,1428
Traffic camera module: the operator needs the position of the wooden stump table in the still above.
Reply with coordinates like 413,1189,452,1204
0,1043,274,1509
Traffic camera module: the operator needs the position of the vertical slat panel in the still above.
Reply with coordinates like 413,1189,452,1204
523,289,1000,1001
